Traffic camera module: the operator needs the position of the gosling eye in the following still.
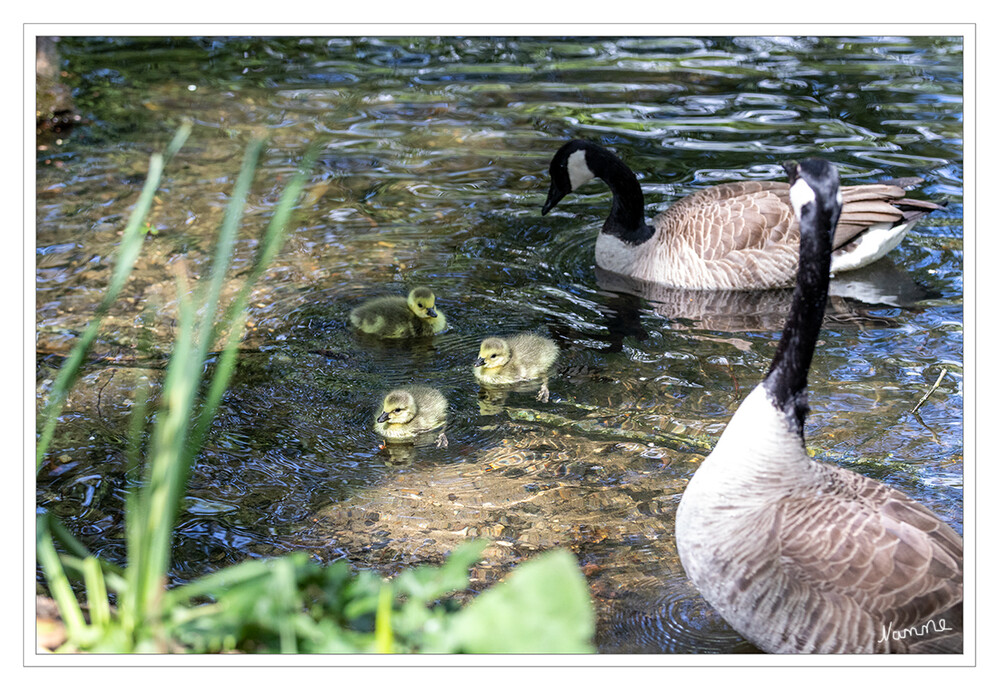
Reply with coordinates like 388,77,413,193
417,303,424,309
490,354,498,359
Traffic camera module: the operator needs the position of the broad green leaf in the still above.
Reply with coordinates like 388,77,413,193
446,549,595,654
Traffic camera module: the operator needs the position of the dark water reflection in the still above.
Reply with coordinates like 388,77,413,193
36,35,964,653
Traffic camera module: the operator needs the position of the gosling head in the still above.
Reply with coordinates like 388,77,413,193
406,287,439,320
377,390,417,425
475,337,512,369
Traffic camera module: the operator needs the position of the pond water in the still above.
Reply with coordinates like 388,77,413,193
36,35,964,654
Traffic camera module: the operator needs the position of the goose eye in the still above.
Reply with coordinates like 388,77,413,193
417,303,424,309
490,354,498,359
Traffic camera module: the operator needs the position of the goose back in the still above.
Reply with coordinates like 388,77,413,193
601,180,941,290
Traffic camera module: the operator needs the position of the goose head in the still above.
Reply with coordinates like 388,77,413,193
542,140,599,214
783,158,843,237
542,139,653,245
377,390,418,425
474,337,512,369
406,287,439,320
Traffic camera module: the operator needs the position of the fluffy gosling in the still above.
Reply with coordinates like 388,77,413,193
374,386,448,448
350,287,447,338
473,333,559,402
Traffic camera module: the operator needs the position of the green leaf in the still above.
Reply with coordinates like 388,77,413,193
394,540,486,602
446,549,595,654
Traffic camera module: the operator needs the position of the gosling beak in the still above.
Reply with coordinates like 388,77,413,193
377,411,390,423
426,307,438,318
474,357,486,367
541,182,567,216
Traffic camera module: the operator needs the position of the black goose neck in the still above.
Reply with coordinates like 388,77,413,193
763,202,834,434
587,146,655,245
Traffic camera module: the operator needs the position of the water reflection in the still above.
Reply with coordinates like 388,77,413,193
592,257,938,333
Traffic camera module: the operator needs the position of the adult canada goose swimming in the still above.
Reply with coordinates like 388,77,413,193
350,287,447,338
674,158,962,654
473,333,559,402
541,140,944,290
374,386,448,447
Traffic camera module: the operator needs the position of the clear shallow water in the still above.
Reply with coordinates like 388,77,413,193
36,35,964,653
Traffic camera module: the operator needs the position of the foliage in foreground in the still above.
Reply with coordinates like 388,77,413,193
35,125,595,654
166,542,592,654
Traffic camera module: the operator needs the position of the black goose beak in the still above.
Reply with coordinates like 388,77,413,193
542,182,567,216
474,357,486,367
377,411,390,423
426,307,437,318
782,160,800,184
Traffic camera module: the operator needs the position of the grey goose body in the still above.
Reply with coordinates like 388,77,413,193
674,159,962,653
542,140,943,291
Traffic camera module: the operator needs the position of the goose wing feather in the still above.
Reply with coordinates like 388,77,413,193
628,178,939,289
774,465,962,648
834,185,944,248
661,182,936,257
659,182,797,260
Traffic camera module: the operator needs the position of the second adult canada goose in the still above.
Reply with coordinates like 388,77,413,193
473,333,559,402
541,140,944,290
349,287,446,338
674,158,962,653
374,386,448,447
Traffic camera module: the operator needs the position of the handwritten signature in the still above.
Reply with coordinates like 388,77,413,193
878,618,954,644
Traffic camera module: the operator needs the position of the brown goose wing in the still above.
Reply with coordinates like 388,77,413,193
665,181,943,254
835,184,945,249
659,181,797,260
775,467,962,650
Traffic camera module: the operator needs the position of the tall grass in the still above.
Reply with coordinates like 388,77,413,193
37,125,320,651
35,126,594,654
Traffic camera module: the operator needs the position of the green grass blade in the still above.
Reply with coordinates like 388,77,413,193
163,121,193,162
131,264,198,618
36,124,191,470
48,518,124,577
55,553,129,595
36,514,88,637
274,558,299,654
374,583,394,653
125,136,276,629
195,137,266,353
82,557,112,628
188,145,320,458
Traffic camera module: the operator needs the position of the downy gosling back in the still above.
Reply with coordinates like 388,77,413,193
350,287,447,338
473,333,559,402
374,386,448,447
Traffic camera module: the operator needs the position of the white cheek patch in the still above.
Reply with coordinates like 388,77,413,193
789,177,816,219
567,149,595,191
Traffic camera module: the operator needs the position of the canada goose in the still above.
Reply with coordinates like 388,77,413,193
473,334,559,402
374,386,448,447
541,140,944,290
349,287,446,338
674,158,962,654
